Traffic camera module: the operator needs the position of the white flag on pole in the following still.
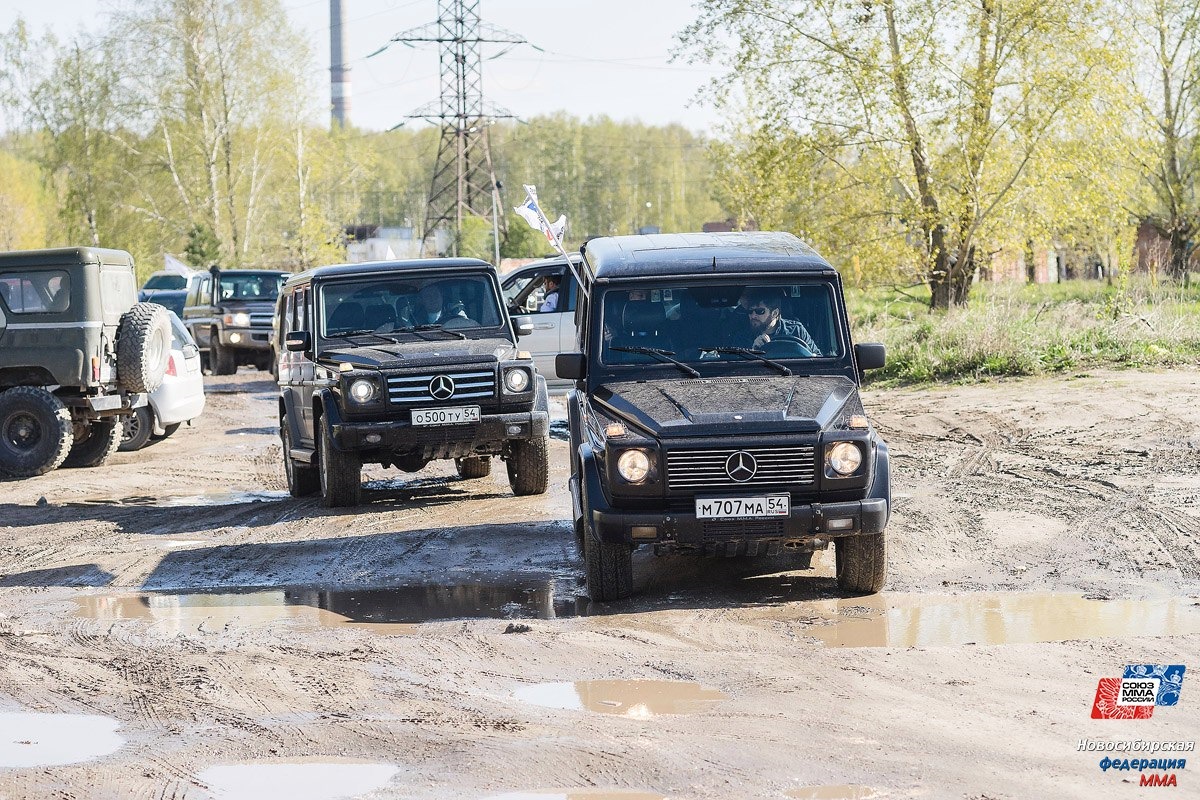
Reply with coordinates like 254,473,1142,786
164,253,191,275
514,186,566,246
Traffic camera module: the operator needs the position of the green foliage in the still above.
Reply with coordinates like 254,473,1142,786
184,223,220,267
456,216,494,262
501,218,547,259
849,279,1200,385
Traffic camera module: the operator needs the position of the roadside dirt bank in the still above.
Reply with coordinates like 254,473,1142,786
0,369,1197,800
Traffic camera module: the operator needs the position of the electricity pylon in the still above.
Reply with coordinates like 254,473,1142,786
383,1,526,255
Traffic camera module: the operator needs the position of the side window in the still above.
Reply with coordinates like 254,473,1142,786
0,271,71,314
198,276,212,305
283,292,295,334
297,288,309,332
507,270,566,315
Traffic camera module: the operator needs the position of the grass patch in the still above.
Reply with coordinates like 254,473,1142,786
847,278,1200,385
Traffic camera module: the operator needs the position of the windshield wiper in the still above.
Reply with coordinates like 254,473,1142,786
707,346,792,376
328,329,401,345
610,345,700,378
396,323,468,341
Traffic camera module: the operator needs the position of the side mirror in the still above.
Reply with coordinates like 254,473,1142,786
556,352,586,380
855,342,886,371
512,315,534,338
285,330,311,352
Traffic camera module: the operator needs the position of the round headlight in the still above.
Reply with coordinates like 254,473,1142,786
349,378,377,403
504,368,530,393
827,442,863,476
617,449,651,483
231,312,250,327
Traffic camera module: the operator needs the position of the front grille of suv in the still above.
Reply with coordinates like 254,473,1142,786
387,369,496,405
665,445,817,492
249,313,273,328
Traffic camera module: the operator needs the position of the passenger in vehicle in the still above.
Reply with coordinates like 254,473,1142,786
735,287,823,355
538,275,561,312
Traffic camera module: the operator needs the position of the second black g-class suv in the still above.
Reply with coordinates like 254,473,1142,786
276,258,550,507
556,232,891,601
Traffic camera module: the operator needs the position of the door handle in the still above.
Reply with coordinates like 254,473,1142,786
533,323,555,330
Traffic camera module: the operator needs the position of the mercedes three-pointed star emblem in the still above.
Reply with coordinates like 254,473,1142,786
429,374,455,401
725,451,758,482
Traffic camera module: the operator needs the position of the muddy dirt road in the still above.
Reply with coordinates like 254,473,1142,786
1,370,1198,799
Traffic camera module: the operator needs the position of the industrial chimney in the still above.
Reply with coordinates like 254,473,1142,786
330,0,351,127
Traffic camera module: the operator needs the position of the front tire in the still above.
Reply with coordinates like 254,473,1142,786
281,417,319,497
318,420,360,507
584,524,634,602
0,387,73,477
211,335,237,376
835,532,887,593
506,435,549,496
456,456,491,479
119,406,154,452
62,419,122,468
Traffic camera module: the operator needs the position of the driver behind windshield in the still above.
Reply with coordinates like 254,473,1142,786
735,287,822,356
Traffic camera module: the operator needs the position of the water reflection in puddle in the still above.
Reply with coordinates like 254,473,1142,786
198,759,398,800
485,791,665,800
514,680,727,717
787,786,878,799
65,491,290,508
78,580,581,630
0,712,123,769
803,592,1200,648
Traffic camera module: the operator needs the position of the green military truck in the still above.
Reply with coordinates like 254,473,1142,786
0,247,171,477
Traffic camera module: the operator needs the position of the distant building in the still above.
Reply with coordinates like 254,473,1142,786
344,225,450,262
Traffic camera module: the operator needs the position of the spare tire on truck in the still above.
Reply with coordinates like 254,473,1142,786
116,302,172,393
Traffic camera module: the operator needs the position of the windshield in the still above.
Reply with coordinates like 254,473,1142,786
218,273,283,301
600,281,842,366
143,274,187,290
320,273,504,337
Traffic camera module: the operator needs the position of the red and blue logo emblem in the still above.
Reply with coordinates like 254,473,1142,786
1091,664,1186,719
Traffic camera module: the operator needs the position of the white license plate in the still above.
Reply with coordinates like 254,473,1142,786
695,494,790,519
412,406,481,426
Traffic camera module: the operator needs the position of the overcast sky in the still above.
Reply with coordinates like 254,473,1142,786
4,0,725,134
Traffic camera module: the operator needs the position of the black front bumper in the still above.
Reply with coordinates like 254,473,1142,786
581,461,888,549
219,327,273,351
331,409,549,460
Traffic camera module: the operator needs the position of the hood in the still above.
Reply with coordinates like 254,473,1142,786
319,336,519,370
595,375,862,438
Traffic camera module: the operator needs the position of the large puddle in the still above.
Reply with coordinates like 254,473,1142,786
0,712,123,769
801,592,1200,648
77,580,581,629
514,680,727,717
64,491,290,508
197,759,398,800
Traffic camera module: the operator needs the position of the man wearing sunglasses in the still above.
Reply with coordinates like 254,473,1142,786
736,287,823,355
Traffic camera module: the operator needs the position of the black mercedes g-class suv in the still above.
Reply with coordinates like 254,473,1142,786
557,232,890,601
182,267,286,375
276,258,550,507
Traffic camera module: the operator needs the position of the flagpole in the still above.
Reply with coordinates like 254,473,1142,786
522,185,589,300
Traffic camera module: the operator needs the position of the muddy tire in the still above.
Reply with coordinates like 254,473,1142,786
119,406,154,452
211,335,237,376
584,524,634,602
835,532,887,594
318,420,360,507
62,418,122,468
506,435,548,496
116,302,171,393
0,387,74,477
456,456,491,479
281,417,319,497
